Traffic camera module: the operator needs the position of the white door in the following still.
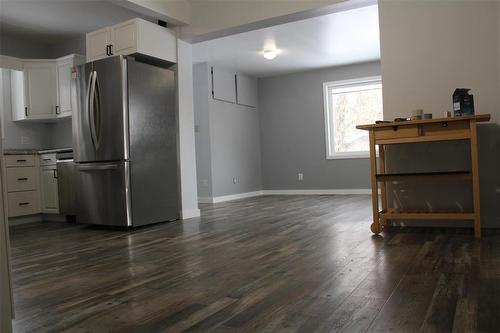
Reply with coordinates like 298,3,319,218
40,167,59,214
111,20,137,56
56,59,72,117
24,62,56,119
86,28,110,61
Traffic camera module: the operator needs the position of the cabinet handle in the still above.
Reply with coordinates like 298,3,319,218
24,107,28,117
17,177,28,181
16,159,27,162
43,158,52,161
55,105,60,115
109,44,113,55
106,45,109,56
19,202,30,206
53,169,58,179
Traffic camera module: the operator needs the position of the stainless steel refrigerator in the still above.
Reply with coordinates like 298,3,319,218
72,55,179,227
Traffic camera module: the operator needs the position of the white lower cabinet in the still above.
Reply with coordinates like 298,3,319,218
4,153,60,218
40,166,59,214
7,191,41,217
4,154,41,218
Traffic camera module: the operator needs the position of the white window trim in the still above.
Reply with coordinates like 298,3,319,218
323,76,382,160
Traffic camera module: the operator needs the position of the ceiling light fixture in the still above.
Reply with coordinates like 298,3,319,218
263,48,277,60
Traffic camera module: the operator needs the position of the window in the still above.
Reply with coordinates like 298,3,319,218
323,76,383,159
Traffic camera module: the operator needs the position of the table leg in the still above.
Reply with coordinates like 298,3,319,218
469,120,481,238
379,144,387,228
369,130,380,234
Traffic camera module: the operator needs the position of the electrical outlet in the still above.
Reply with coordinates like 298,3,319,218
232,177,238,184
21,136,30,145
298,173,303,181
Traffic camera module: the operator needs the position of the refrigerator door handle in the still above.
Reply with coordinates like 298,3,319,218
89,71,98,151
85,70,94,143
78,164,119,171
94,71,102,148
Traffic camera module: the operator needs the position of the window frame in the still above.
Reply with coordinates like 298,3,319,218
323,75,382,160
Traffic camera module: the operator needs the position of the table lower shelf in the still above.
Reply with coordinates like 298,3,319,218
380,210,475,220
376,171,471,182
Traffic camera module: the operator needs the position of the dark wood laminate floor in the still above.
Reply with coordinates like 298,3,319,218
9,195,500,333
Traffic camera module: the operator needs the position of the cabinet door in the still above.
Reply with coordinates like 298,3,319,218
10,70,26,121
236,74,258,108
211,66,236,103
87,28,110,61
24,62,56,119
111,20,137,56
40,167,59,214
56,59,72,117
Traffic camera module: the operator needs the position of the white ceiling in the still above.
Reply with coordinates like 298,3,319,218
0,0,148,44
192,5,380,78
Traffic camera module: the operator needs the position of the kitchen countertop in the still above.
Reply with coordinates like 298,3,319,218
3,147,73,155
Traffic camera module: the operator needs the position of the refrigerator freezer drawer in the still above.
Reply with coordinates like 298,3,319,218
75,161,130,227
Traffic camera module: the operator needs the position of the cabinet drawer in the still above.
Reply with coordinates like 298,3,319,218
421,120,470,138
4,155,36,167
7,191,41,217
6,167,38,192
40,153,56,166
374,125,419,140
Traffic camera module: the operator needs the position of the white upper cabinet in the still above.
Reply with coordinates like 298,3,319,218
10,54,84,122
56,55,84,118
86,27,111,62
236,74,258,108
10,70,26,121
210,67,258,107
23,61,57,120
86,18,177,63
211,66,236,103
111,20,137,56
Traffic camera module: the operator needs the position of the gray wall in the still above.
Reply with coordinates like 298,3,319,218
49,118,73,148
0,30,86,59
48,36,86,58
209,94,262,196
259,61,381,190
0,32,53,58
193,62,262,199
193,63,213,198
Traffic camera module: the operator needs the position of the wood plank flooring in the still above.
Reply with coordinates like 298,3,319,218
9,195,500,333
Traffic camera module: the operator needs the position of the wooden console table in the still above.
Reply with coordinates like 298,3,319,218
356,114,490,238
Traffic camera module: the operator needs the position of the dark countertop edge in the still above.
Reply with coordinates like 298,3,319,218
3,148,73,155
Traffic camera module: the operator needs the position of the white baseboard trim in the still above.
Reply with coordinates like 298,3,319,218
262,189,372,195
180,208,201,220
199,189,372,204
200,191,264,204
198,197,214,204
